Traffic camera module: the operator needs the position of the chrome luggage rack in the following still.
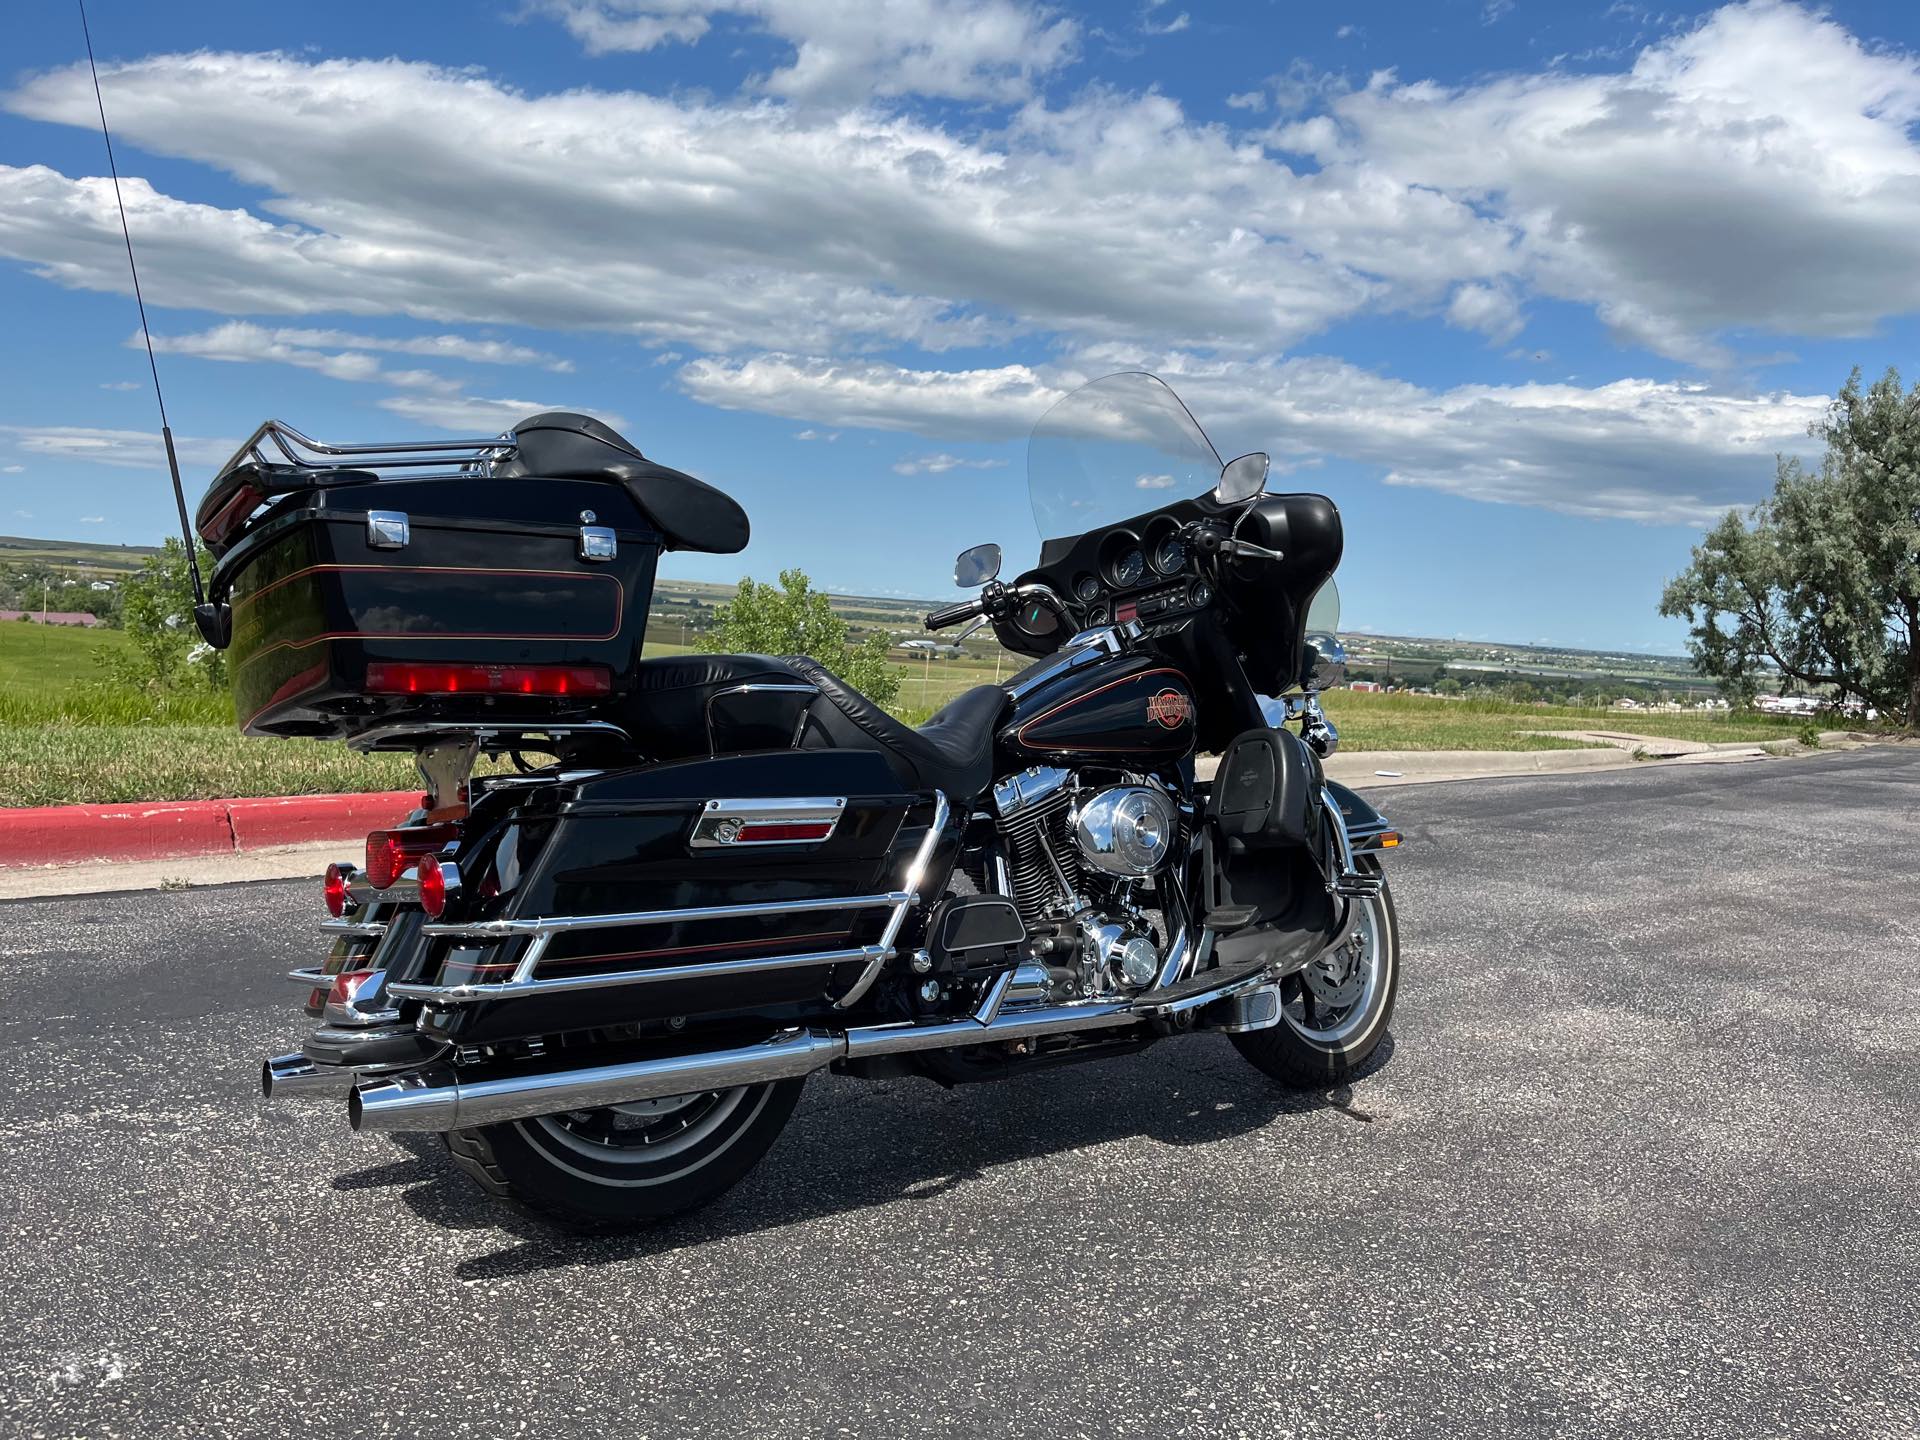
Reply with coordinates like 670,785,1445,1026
214,419,518,488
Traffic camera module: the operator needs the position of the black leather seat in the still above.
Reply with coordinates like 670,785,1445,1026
614,652,1006,800
782,656,1006,800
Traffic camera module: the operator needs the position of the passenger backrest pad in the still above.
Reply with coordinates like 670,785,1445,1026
1208,726,1325,849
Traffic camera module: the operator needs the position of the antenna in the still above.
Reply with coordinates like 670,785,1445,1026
77,0,207,611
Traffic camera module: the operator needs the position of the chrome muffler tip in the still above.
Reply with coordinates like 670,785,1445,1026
349,1075,458,1134
262,1052,355,1102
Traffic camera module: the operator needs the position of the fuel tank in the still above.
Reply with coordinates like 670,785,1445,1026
1001,650,1197,767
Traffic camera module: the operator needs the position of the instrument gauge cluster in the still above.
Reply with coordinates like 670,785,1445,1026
1073,573,1102,604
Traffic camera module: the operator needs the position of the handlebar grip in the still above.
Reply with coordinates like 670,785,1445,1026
924,598,982,631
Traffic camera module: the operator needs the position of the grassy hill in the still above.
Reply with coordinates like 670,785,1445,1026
0,534,161,576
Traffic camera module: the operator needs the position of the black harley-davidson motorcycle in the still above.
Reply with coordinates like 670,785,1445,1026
210,371,1401,1227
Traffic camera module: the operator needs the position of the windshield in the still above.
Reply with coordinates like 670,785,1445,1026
1305,578,1340,638
1028,372,1222,539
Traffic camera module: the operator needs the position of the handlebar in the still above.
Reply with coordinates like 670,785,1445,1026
924,596,986,631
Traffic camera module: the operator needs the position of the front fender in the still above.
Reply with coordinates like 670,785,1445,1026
1326,779,1400,853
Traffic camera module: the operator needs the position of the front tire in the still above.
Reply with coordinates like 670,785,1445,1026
1231,867,1399,1088
443,1078,806,1229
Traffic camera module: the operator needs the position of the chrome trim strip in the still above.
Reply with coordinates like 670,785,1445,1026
419,890,914,941
319,919,388,938
286,966,334,987
688,795,846,849
387,945,885,1003
833,790,950,1011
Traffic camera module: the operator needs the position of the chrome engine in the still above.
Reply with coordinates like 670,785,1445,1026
989,767,1174,999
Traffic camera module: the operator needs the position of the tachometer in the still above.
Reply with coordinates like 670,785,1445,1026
1111,547,1146,589
1152,534,1187,574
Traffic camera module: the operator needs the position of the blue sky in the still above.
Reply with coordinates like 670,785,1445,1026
5,0,1920,652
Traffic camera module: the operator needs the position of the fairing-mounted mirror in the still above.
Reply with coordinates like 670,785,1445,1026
954,542,1002,588
1215,452,1270,505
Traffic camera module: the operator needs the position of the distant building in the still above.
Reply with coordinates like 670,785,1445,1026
0,609,102,627
1347,680,1384,693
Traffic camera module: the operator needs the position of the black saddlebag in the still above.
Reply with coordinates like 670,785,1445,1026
410,749,938,1044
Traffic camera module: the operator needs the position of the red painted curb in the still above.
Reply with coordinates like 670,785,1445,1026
0,791,420,868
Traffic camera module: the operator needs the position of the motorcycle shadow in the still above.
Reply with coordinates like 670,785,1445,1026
338,1030,1394,1277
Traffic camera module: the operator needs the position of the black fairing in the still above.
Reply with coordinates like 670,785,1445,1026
1226,493,1343,694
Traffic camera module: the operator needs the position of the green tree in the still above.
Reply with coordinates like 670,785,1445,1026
1434,676,1462,697
110,537,227,691
713,568,900,709
1661,367,1920,727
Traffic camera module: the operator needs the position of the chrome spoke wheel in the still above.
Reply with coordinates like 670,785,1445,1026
1283,893,1384,1047
531,1087,751,1166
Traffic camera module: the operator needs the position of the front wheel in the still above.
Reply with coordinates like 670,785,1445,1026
443,1078,806,1229
1230,867,1399,1088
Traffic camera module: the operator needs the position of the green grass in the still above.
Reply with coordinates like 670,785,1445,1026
0,621,130,694
0,724,422,809
1319,690,1810,752
0,632,1823,806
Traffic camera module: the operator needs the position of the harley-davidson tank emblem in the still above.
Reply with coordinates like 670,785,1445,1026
1146,688,1191,729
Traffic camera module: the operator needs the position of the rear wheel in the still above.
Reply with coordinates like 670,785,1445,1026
444,1078,805,1229
1230,867,1399,1088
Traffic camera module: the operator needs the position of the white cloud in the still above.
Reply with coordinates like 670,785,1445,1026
1,464,23,474
375,393,625,435
1445,282,1525,344
77,516,106,524
682,354,1064,438
98,380,143,391
0,425,238,470
1278,1,1920,359
158,323,568,371
528,0,1078,104
1140,3,1190,37
1224,91,1266,112
890,452,1008,474
679,350,1827,524
1134,473,1176,489
0,53,1498,360
794,428,839,441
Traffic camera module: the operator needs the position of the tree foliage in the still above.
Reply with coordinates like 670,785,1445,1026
1660,368,1920,726
712,568,900,709
108,538,227,691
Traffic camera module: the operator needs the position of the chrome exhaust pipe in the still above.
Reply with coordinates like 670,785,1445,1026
350,1029,849,1133
261,1052,355,1102
350,998,1162,1134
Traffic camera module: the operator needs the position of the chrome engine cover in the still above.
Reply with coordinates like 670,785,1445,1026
1072,785,1176,877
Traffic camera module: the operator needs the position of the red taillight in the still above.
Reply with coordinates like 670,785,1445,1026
364,824,456,889
418,860,449,919
363,662,611,698
323,863,350,917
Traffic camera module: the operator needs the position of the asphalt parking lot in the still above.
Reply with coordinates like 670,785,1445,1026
2,748,1916,1439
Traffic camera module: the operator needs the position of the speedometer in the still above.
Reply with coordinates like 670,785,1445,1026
1111,548,1146,589
1152,534,1186,574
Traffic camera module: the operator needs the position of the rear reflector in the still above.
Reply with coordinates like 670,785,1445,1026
418,861,449,919
323,863,350,917
363,662,612,698
365,824,457,889
736,821,837,843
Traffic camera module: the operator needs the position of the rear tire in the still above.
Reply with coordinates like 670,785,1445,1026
1230,867,1399,1089
443,1077,806,1230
